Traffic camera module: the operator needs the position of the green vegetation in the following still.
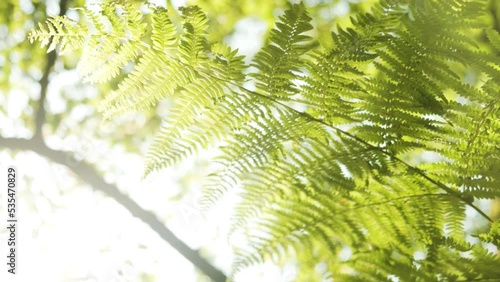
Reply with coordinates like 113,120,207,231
30,0,499,280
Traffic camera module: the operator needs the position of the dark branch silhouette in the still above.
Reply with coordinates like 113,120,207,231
0,136,227,282
34,0,68,141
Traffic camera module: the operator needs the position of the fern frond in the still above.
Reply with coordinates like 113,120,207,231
30,0,500,280
28,16,87,53
178,6,209,64
251,2,313,100
150,5,178,51
143,46,247,175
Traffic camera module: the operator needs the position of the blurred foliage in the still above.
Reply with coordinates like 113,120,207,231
190,0,381,48
0,0,164,153
30,0,500,281
4,0,500,280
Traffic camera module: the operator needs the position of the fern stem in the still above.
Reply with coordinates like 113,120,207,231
340,193,451,213
273,96,494,223
195,68,494,223
61,6,493,223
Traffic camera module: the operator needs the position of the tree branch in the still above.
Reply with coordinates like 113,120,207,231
0,136,227,282
33,0,68,140
34,52,55,140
